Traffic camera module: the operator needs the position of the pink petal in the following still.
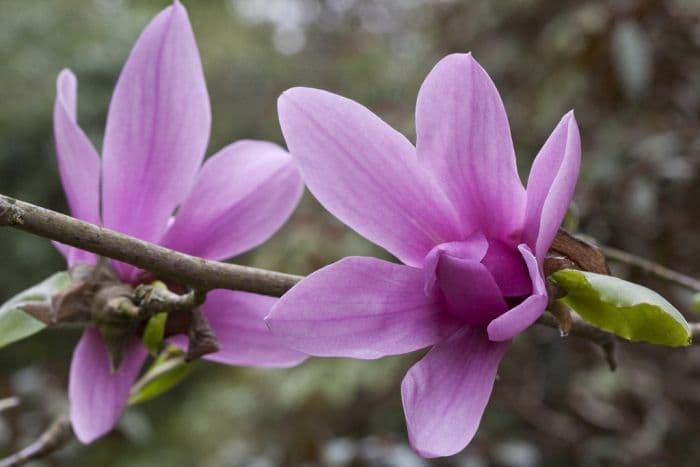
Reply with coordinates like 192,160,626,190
278,87,462,267
487,244,547,341
522,111,581,261
481,239,532,297
160,140,302,261
65,247,99,267
171,290,307,368
266,257,461,359
415,53,526,242
69,328,147,443
423,231,489,295
53,69,101,266
101,2,210,243
52,241,71,261
401,326,509,458
434,254,508,326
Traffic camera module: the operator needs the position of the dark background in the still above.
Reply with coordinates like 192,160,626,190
1,0,700,465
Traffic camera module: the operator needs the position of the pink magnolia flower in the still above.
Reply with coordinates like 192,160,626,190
53,1,305,443
267,53,580,457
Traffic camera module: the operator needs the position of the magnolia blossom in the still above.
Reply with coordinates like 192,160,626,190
53,1,305,443
267,53,580,457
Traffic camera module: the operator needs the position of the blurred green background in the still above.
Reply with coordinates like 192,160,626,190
2,0,700,465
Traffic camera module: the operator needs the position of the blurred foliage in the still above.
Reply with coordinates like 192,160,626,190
1,0,700,466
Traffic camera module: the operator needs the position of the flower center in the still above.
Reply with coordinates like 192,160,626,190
423,231,531,326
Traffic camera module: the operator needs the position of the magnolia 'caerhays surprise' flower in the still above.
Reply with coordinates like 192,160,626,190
267,53,581,457
53,1,305,443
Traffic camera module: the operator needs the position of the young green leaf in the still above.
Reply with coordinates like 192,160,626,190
142,312,168,355
0,271,73,349
551,269,691,347
128,346,191,406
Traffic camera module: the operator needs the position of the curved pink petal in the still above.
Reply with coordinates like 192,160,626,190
522,111,581,261
487,244,547,341
423,231,489,295
435,255,508,326
65,246,99,267
53,69,101,266
415,53,526,242
101,1,210,243
266,257,461,359
171,290,307,368
52,241,71,261
401,326,509,458
481,240,532,297
160,140,303,261
69,328,147,443
278,87,462,267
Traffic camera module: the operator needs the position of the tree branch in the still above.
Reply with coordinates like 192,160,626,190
0,416,72,467
0,195,301,297
537,314,700,371
537,312,618,370
601,245,700,292
0,397,20,414
3,193,700,356
3,195,700,463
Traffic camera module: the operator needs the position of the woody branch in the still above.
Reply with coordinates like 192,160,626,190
2,193,700,349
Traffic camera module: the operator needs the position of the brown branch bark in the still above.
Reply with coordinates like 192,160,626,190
0,416,72,467
601,244,700,292
3,193,700,347
3,195,700,464
0,195,301,296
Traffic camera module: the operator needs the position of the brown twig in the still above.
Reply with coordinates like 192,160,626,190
601,245,700,292
0,195,301,297
538,314,700,371
2,193,700,344
0,416,72,467
537,312,618,370
5,193,700,300
2,195,700,463
0,397,20,414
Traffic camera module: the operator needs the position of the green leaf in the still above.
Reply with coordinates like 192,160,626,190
551,269,691,347
142,312,167,355
0,271,73,349
128,346,191,406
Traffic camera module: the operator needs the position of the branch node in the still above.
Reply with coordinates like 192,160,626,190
133,282,201,317
185,307,219,362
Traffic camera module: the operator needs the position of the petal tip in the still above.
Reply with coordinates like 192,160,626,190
486,321,510,342
562,112,581,151
442,51,474,62
165,0,193,35
278,88,306,122
432,52,479,75
71,419,104,444
562,109,577,124
169,0,186,15
57,68,76,85
56,69,77,113
278,86,318,109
